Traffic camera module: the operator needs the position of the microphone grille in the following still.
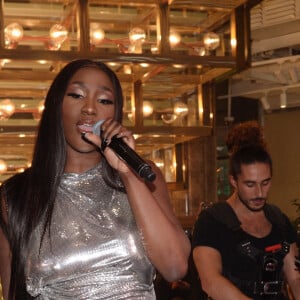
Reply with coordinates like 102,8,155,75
92,120,104,135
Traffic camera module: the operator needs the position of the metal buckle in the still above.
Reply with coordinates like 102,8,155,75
254,281,283,295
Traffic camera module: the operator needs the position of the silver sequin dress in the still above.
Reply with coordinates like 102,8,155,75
26,163,156,299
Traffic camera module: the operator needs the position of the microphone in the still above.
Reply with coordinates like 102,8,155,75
93,120,156,182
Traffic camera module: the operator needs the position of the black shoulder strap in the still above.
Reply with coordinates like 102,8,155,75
207,202,241,232
207,202,262,264
264,204,288,238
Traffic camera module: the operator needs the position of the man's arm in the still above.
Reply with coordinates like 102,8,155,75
193,246,253,300
283,242,300,300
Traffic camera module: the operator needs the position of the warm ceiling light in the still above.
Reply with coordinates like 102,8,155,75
90,23,105,45
38,60,48,65
16,168,25,173
49,24,68,45
37,100,45,114
123,64,132,74
107,62,119,67
0,159,7,174
280,91,287,108
172,64,185,69
4,22,24,42
4,22,24,48
129,27,146,43
203,32,220,51
150,45,159,54
128,27,146,54
0,59,11,67
174,101,188,117
169,30,181,47
0,99,16,119
231,38,237,48
143,101,154,117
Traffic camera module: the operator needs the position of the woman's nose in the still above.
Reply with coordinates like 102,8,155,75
82,98,96,115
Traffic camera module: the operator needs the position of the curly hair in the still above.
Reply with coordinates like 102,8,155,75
226,120,267,155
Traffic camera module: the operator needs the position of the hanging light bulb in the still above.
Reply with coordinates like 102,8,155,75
49,24,68,49
128,27,146,53
37,100,45,114
0,99,16,120
4,22,24,49
203,32,220,51
90,23,105,46
4,22,24,42
174,101,188,117
143,101,154,117
0,159,7,174
129,27,146,43
169,30,181,47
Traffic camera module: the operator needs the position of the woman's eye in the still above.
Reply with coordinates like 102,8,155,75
98,98,114,105
66,92,83,99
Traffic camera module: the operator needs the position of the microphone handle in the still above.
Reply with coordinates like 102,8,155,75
108,137,156,182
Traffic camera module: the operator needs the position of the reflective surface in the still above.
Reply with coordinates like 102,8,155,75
26,163,155,299
0,0,252,183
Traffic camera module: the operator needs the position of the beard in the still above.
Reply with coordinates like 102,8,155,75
237,192,266,212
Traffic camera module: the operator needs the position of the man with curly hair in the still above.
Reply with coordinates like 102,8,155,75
192,121,300,300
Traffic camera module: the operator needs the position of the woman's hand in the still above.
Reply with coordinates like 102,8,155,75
84,118,135,174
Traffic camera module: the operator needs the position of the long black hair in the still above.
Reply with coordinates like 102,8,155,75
0,59,124,299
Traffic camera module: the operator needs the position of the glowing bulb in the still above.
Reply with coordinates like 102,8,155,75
174,102,188,117
169,31,181,47
151,45,159,54
123,64,132,74
90,23,105,45
231,38,237,48
129,27,146,43
4,22,24,48
143,101,154,117
128,27,146,54
280,91,287,108
0,159,7,174
4,23,24,42
49,24,68,45
0,99,15,119
38,100,45,114
203,32,220,51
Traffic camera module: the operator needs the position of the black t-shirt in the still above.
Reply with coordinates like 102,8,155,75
192,202,297,298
